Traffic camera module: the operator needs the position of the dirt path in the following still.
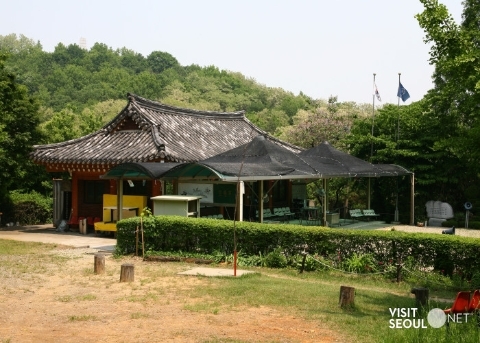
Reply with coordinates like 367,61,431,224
0,247,346,343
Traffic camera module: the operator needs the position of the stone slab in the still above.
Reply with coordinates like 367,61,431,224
178,267,256,277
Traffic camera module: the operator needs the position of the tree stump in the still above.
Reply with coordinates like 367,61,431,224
411,287,429,307
339,285,355,308
80,218,87,235
94,254,105,275
120,263,134,282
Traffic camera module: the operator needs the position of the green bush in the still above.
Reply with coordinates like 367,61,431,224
263,247,287,268
343,253,378,273
9,190,52,225
116,216,480,281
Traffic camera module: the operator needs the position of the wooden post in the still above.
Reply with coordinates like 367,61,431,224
396,257,402,283
411,287,429,308
94,254,105,275
339,285,355,308
82,218,87,235
135,226,139,256
120,263,134,282
300,251,307,273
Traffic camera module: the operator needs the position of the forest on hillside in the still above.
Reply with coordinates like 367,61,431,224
0,33,370,147
1,0,480,226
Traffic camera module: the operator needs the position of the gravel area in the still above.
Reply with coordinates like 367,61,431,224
376,225,480,238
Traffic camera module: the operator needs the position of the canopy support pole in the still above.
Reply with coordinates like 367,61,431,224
259,181,264,223
116,179,124,222
322,178,327,226
410,173,415,225
367,178,371,209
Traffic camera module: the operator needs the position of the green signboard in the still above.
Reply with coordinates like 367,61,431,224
213,184,237,204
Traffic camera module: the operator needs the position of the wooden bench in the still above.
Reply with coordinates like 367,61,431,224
272,207,295,223
94,221,118,237
362,209,379,220
349,209,363,222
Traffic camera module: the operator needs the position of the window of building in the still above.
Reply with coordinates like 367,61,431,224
83,180,108,204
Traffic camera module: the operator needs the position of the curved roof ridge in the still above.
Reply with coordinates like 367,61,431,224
127,93,246,118
32,129,108,150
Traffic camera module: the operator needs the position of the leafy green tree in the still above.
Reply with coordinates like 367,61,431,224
416,0,480,174
249,108,289,134
280,94,307,118
84,42,120,72
147,51,179,74
0,54,44,211
81,99,126,126
118,47,147,74
0,33,41,55
277,96,359,149
39,109,81,143
346,99,478,217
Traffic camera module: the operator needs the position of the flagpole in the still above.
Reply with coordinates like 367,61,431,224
397,73,401,142
393,72,401,224
370,73,376,161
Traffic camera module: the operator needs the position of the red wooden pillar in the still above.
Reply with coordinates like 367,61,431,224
71,172,79,217
109,180,117,195
152,180,162,196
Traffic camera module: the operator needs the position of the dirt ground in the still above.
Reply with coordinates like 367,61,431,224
0,245,345,343
1,223,477,343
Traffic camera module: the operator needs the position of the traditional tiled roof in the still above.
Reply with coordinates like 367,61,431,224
31,93,301,171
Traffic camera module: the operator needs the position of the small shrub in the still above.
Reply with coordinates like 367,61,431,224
264,248,287,268
343,253,378,273
9,190,52,225
470,271,480,290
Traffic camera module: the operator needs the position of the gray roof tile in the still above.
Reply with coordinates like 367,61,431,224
31,93,301,167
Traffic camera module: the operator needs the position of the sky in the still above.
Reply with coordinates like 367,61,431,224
1,0,464,105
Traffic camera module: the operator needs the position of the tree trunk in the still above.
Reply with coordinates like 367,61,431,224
411,287,429,307
120,263,134,282
339,285,355,308
94,254,105,275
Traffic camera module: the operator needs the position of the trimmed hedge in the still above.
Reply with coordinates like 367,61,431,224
116,216,480,275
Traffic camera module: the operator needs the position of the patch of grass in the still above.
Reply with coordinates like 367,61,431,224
183,268,473,343
79,294,97,301
201,339,251,343
0,240,69,282
57,294,97,302
0,239,57,255
130,312,150,319
82,267,94,276
381,310,480,343
58,295,73,302
67,315,97,322
183,300,222,315
122,292,160,303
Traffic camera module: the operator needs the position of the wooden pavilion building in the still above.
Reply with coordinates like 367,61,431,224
30,93,302,226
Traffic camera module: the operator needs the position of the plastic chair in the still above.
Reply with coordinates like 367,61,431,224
469,290,480,312
444,291,471,314
67,215,78,227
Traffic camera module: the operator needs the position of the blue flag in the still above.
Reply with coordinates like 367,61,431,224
397,82,410,102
